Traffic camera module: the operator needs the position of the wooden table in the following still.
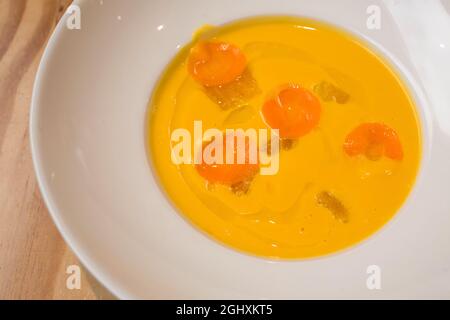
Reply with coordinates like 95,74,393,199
0,0,114,300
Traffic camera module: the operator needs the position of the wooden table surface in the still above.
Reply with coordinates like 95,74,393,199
0,0,114,300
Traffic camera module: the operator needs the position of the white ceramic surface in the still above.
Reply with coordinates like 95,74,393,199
30,0,450,299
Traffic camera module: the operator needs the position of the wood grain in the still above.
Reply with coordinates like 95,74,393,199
0,0,114,300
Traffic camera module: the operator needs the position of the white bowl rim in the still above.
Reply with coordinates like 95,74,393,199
29,0,448,299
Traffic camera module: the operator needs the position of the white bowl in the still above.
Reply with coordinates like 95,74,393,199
31,0,450,299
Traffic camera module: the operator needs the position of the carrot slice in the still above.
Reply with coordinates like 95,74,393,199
196,134,259,186
262,84,321,139
344,123,403,161
188,41,247,87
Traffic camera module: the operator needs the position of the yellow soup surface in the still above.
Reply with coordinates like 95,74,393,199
148,17,421,259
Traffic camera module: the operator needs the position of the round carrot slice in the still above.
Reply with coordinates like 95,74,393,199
344,123,403,161
187,41,247,87
196,133,259,185
261,84,321,139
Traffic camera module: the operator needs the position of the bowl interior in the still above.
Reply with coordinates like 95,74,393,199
31,0,450,299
